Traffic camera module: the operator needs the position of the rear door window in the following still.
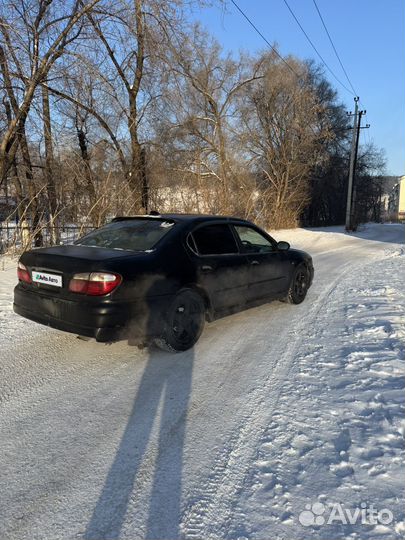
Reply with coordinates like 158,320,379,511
191,224,239,255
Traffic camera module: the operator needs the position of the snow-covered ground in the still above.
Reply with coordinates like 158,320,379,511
0,223,403,540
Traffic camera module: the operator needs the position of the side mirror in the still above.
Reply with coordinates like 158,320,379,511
277,240,290,251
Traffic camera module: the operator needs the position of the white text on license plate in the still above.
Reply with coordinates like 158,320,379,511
32,272,62,287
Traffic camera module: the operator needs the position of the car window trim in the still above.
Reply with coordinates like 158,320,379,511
186,232,198,255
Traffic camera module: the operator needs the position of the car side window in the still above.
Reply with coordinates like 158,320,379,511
191,224,239,255
234,225,274,253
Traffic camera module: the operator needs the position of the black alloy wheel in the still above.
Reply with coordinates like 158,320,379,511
155,289,205,352
284,264,310,305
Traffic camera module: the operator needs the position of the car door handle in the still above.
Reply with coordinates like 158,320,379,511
250,260,260,266
201,265,213,273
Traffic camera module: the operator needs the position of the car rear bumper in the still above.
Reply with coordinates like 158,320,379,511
13,285,168,342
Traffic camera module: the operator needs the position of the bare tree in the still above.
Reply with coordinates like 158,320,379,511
0,42,44,244
0,1,387,249
239,53,332,228
157,26,262,214
42,83,60,242
0,0,101,183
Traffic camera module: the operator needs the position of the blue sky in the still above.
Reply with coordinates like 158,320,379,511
194,0,404,176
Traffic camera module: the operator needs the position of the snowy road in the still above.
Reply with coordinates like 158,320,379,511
0,224,404,540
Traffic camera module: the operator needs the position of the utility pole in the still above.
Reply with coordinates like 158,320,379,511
345,98,369,231
345,97,359,231
350,109,364,230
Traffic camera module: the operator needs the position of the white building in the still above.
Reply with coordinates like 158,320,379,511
388,176,405,221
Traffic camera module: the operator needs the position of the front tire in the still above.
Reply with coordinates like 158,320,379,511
283,264,310,305
154,289,205,352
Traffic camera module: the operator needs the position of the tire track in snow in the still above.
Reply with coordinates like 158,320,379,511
180,250,398,539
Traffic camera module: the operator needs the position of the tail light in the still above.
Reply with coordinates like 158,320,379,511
17,261,31,284
69,272,122,296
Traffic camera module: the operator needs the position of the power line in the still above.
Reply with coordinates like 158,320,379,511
282,0,355,97
311,0,372,142
311,0,358,96
229,0,365,145
229,0,302,79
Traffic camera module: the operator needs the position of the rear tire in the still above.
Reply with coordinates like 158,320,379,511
282,264,310,305
154,289,205,352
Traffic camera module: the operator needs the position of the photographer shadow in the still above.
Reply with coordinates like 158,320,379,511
85,281,195,539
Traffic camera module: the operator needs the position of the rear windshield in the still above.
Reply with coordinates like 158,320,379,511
75,219,175,251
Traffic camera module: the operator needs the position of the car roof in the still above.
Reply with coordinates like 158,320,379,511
112,213,252,226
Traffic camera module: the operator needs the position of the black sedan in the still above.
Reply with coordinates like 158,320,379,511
13,214,314,352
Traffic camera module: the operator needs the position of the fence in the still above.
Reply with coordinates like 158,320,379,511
0,225,94,253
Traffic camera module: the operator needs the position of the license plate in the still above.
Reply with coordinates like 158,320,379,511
32,271,63,287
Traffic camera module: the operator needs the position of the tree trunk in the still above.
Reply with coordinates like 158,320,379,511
128,91,145,211
126,0,146,212
20,129,43,247
216,117,230,212
42,84,59,243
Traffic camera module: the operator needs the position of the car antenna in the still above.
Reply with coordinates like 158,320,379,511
149,210,160,216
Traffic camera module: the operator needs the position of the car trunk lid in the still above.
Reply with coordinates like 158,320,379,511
19,245,142,299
